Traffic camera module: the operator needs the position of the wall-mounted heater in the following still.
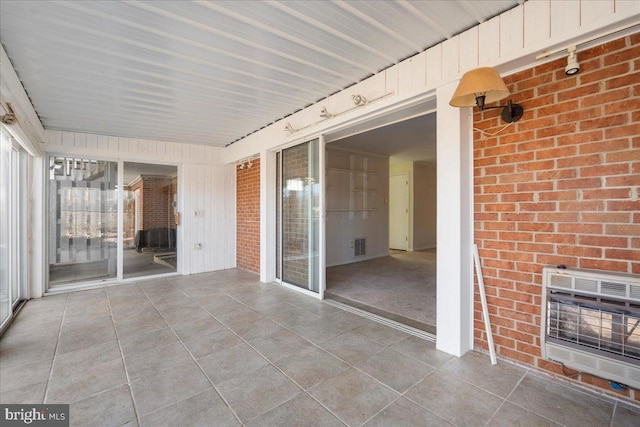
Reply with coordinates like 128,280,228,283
541,267,640,389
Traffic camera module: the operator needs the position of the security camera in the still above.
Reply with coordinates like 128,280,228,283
565,46,579,76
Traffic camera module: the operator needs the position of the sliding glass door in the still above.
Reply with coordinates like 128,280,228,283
276,138,325,297
0,131,11,328
48,157,118,286
1,128,28,332
47,157,180,288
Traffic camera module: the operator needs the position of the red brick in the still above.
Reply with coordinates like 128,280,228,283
606,71,640,90
517,139,555,152
580,138,628,154
605,123,640,139
557,82,601,102
536,123,577,138
606,249,640,261
606,149,640,163
557,245,603,258
581,212,630,223
557,106,601,124
537,254,578,267
517,242,556,253
580,114,628,131
557,130,604,147
558,223,603,234
537,212,578,222
538,190,577,201
536,146,576,160
608,200,640,211
535,170,576,181
582,188,630,200
579,62,630,84
581,87,629,108
557,154,602,168
534,234,576,245
578,235,628,248
517,160,554,171
556,178,601,189
607,224,640,235
580,258,628,272
605,98,640,115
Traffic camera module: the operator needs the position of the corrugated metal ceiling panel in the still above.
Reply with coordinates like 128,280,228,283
0,0,521,146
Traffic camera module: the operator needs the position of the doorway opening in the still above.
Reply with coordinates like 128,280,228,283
325,112,437,334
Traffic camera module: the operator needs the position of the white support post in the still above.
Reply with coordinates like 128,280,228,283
436,81,474,357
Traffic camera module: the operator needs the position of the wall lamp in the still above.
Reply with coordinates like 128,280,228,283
449,67,524,123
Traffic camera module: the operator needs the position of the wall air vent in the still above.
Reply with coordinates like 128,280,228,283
541,267,640,389
354,238,366,257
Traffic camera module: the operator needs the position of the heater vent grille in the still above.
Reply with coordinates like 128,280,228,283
542,267,640,389
354,238,366,257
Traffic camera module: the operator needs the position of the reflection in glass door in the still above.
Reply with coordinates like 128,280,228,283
48,157,118,286
123,162,178,279
276,138,324,296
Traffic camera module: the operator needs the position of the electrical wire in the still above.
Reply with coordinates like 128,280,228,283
473,121,514,137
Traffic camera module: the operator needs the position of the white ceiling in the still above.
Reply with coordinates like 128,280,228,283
0,0,521,147
331,112,436,164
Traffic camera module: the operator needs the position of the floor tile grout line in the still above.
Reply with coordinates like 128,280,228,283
41,292,69,404
502,369,617,427
105,282,142,427
219,296,428,426
139,282,244,426
481,367,528,427
184,285,368,425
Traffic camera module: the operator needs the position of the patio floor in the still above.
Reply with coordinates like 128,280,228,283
1,269,638,426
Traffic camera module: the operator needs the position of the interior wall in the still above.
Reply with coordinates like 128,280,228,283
326,148,389,267
413,162,437,250
473,33,640,402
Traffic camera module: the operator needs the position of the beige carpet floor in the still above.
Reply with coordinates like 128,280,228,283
326,249,436,333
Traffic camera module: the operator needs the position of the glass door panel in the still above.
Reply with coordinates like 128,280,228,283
0,129,28,330
0,130,11,328
278,139,321,294
48,157,118,286
122,162,177,279
122,162,178,278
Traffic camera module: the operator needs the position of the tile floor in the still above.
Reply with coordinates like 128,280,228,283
1,269,639,426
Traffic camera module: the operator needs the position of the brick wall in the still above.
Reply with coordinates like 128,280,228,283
473,34,640,401
124,176,176,242
236,158,260,273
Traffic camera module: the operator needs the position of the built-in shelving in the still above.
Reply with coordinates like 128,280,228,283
325,155,376,220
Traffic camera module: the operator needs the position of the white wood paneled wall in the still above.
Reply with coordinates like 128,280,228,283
43,129,235,276
225,0,640,162
181,163,236,275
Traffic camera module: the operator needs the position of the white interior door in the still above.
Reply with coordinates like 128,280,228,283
389,174,409,250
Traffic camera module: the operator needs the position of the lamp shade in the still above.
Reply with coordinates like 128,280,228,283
449,67,510,108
